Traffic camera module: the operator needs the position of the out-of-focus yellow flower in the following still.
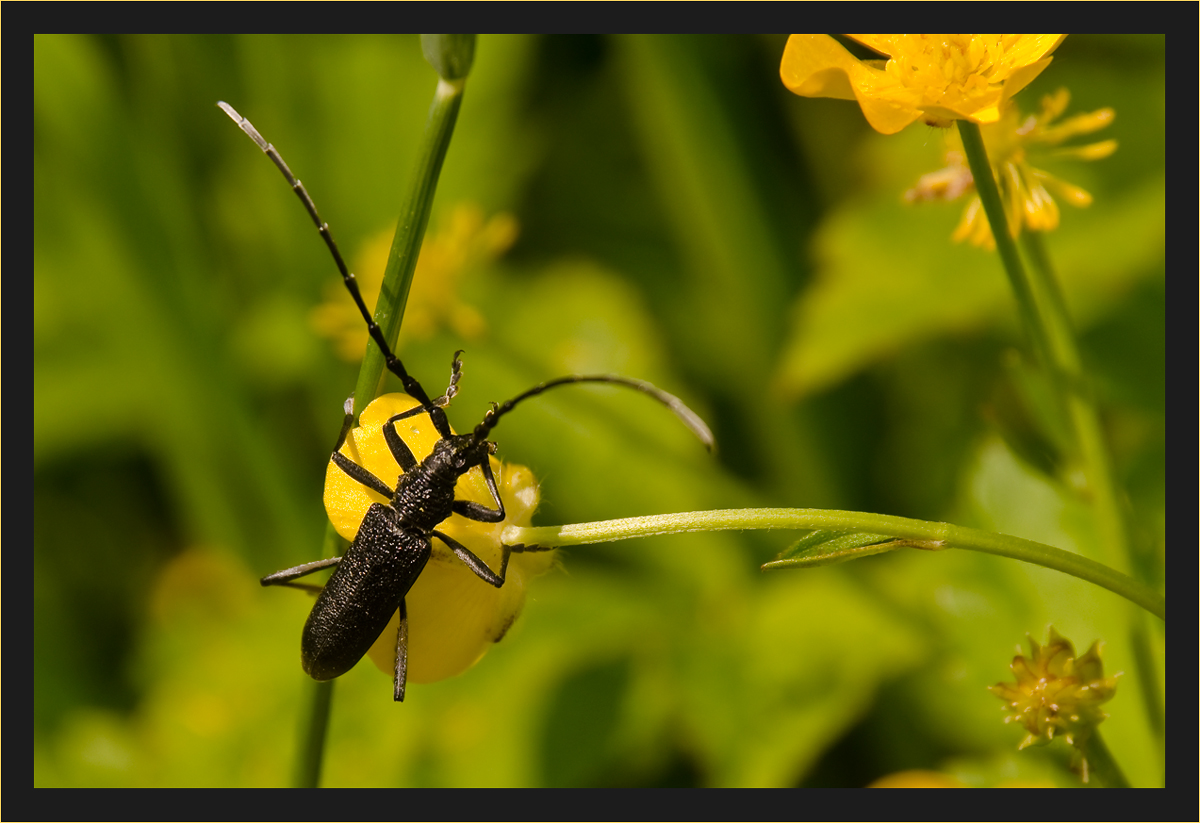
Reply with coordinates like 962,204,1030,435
990,627,1119,782
781,34,1066,134
310,203,519,360
868,769,1055,788
324,393,552,684
906,88,1117,249
868,770,966,788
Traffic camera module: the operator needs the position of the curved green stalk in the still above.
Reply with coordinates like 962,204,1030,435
957,122,1131,574
503,509,1164,620
297,35,475,789
959,121,1163,753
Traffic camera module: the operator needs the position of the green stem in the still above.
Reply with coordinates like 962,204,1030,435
503,509,1164,621
1021,232,1128,571
1128,614,1165,747
294,679,334,788
959,123,1130,575
298,36,474,788
1079,730,1129,788
351,74,466,416
956,121,1057,381
1024,229,1167,750
959,124,1163,752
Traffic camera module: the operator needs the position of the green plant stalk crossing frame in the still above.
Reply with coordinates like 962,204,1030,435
958,119,1164,755
503,509,1165,621
298,41,473,789
955,122,1056,390
352,76,467,416
956,121,1133,576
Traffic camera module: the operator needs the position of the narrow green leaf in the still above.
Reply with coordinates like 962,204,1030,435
766,530,935,568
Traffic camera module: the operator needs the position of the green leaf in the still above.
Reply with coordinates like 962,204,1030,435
765,530,902,568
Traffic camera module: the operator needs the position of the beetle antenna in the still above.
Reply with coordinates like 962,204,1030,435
473,375,714,452
218,101,446,427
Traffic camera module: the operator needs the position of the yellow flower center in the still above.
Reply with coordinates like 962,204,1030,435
885,34,1023,94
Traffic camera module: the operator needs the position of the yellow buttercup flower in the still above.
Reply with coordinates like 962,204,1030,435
325,393,552,684
906,88,1117,249
990,627,1119,782
781,34,1066,134
310,203,518,360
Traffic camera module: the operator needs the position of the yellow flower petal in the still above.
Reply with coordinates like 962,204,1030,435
1041,108,1116,146
1035,170,1094,207
781,35,923,134
1053,138,1118,161
780,35,865,100
997,55,1055,107
1024,181,1061,231
993,34,1068,76
844,34,899,57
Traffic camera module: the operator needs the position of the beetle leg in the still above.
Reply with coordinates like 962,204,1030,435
331,451,395,498
329,395,392,503
381,412,419,472
452,456,506,523
332,405,423,486
383,398,456,441
394,598,409,702
260,555,342,593
431,530,506,587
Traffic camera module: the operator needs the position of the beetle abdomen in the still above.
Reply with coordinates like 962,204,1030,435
301,503,431,680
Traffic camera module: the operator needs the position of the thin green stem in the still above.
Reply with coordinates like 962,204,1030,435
956,121,1057,379
297,37,474,788
959,123,1131,575
294,679,334,788
959,121,1161,784
1021,231,1128,571
1025,231,1166,747
503,509,1164,620
351,75,467,416
1128,614,1165,746
1080,730,1129,788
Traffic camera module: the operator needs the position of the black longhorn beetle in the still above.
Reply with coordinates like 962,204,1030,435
220,102,714,701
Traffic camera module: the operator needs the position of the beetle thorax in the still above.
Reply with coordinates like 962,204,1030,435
389,435,492,531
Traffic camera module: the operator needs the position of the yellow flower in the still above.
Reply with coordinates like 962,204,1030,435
310,203,518,360
781,34,1066,134
868,770,966,788
906,88,1116,249
990,627,1119,782
324,393,553,684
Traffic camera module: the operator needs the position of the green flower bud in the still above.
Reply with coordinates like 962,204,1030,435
421,34,476,81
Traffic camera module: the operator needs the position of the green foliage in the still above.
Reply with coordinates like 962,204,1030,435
34,34,1164,786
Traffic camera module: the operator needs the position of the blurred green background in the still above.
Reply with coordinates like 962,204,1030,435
34,34,1164,787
